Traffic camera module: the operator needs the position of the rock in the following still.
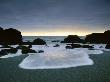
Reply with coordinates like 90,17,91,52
61,35,83,43
0,50,8,56
0,44,12,48
22,49,36,54
105,43,110,49
65,44,81,49
38,50,44,53
52,40,60,42
71,44,82,48
82,45,93,48
20,41,32,45
53,44,60,47
33,38,46,45
16,45,36,54
65,46,72,49
85,30,110,44
0,27,22,45
0,48,18,56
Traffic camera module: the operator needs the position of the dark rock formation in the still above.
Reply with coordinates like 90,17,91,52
16,45,36,54
85,30,110,44
105,43,110,49
53,44,60,47
38,50,44,53
0,27,22,44
33,38,46,45
61,35,84,43
0,48,18,56
52,40,60,42
65,44,81,49
20,41,32,45
65,46,72,49
0,44,12,48
82,45,93,48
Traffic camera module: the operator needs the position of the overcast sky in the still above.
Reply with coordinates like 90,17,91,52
0,0,110,36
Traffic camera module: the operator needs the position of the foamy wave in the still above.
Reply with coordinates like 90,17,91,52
19,45,94,69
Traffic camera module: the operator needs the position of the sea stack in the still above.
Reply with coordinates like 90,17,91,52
0,27,22,45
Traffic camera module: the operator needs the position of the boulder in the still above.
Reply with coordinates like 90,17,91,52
38,50,44,53
82,45,93,48
61,35,83,43
65,46,72,49
65,44,81,49
0,48,18,56
0,27,22,44
85,30,110,44
32,38,46,45
53,44,60,47
16,45,36,54
105,43,110,49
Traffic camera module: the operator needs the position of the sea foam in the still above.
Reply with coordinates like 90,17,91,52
19,45,95,69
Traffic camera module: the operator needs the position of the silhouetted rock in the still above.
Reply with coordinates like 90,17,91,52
22,49,36,54
0,27,22,44
105,43,110,49
71,44,82,48
85,30,110,44
61,35,83,43
38,50,44,53
0,44,12,48
33,38,46,45
20,41,32,45
82,45,93,48
65,46,72,49
65,44,81,49
53,44,60,47
0,48,18,56
52,40,60,42
16,45,36,54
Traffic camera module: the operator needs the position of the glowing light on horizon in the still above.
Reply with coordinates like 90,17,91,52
21,31,90,36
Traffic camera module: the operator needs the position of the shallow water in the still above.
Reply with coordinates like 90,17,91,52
0,51,110,82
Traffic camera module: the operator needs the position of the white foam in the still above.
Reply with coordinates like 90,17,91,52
74,48,103,54
19,45,94,69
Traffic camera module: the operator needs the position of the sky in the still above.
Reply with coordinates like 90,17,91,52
0,0,110,36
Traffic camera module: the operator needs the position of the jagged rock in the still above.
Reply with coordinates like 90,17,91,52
0,27,22,44
85,30,110,44
33,38,46,45
61,35,83,43
53,44,60,47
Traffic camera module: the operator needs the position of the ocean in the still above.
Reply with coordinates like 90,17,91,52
22,36,85,43
0,36,110,82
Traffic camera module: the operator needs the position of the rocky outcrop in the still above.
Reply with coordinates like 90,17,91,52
85,30,110,44
53,44,60,47
105,43,110,49
0,27,22,44
65,44,81,49
0,48,18,56
32,38,46,45
61,35,84,43
16,45,36,54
